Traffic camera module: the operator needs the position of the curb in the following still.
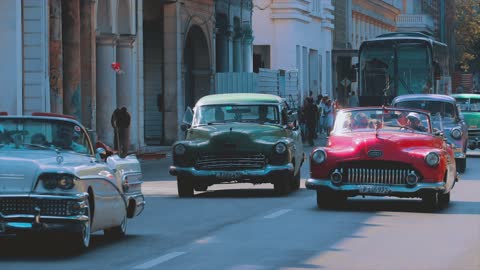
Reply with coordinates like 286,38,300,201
136,152,169,160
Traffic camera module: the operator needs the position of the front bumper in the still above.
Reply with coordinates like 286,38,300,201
169,163,294,184
305,178,447,197
0,193,89,234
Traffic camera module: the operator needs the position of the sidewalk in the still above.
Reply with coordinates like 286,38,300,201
136,145,171,160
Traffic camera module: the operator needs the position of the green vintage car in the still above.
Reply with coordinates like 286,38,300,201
169,93,305,197
452,93,480,149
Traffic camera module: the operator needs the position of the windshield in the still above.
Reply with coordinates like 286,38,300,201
192,104,280,126
0,117,92,155
455,97,480,112
360,40,431,98
394,100,456,123
333,108,431,134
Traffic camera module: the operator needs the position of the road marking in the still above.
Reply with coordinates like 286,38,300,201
263,209,292,219
133,252,186,269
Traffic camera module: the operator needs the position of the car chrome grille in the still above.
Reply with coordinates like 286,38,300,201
468,129,480,140
0,198,73,216
345,168,410,185
338,161,417,185
195,153,266,170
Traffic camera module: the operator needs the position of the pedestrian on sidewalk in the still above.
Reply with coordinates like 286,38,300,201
303,97,317,146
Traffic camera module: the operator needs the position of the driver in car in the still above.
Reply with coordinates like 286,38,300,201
406,112,428,132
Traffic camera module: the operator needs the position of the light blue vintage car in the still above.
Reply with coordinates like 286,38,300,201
0,112,144,251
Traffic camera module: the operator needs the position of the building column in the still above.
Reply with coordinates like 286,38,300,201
117,35,137,151
242,26,253,72
233,28,243,72
49,0,63,114
164,2,183,142
96,34,118,145
227,25,234,72
62,0,82,120
80,0,96,129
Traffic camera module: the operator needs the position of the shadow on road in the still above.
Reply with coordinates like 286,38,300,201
192,187,309,199
0,233,141,259
310,197,480,215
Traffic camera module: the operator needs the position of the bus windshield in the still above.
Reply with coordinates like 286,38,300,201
359,39,433,105
397,43,431,95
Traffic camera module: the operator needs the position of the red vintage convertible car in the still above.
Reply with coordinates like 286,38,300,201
306,107,457,211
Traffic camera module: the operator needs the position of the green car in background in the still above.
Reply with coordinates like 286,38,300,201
452,93,480,150
169,93,305,197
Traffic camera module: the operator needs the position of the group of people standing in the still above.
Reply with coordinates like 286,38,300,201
299,90,361,146
300,92,335,146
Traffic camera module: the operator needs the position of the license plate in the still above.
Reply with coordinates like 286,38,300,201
358,185,391,194
216,171,242,180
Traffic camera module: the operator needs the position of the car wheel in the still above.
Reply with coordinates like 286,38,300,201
104,213,127,239
456,158,466,173
68,199,91,251
177,176,194,197
316,190,346,209
274,174,291,196
422,191,439,211
438,191,451,208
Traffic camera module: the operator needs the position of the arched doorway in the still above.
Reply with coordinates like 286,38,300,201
184,25,211,109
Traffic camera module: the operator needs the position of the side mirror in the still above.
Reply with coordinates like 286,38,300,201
182,106,194,125
95,147,107,162
433,128,443,137
180,123,191,132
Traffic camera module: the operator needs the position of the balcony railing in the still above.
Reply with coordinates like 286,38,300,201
396,14,434,33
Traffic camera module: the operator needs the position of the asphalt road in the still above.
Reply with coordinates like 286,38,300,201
0,144,479,270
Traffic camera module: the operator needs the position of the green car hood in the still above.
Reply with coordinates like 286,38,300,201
186,124,288,152
462,113,480,129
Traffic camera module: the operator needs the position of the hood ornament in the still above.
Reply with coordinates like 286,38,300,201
56,151,64,164
368,150,383,158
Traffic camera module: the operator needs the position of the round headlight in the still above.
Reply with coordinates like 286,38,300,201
450,128,462,140
425,152,440,167
174,144,186,155
58,175,75,189
312,149,326,164
274,143,287,154
42,177,57,190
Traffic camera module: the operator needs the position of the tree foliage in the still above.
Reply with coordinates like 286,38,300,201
455,0,480,71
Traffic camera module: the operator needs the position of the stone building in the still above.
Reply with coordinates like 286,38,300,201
252,0,335,104
1,0,253,148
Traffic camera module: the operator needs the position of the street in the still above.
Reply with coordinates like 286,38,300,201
0,144,479,270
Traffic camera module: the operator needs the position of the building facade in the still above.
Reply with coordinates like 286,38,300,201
1,0,253,148
252,0,335,105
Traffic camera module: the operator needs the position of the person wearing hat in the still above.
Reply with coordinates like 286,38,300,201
406,112,427,132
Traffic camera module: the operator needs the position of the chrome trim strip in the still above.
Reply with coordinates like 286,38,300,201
306,178,446,193
170,163,294,177
0,193,88,200
0,213,89,221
